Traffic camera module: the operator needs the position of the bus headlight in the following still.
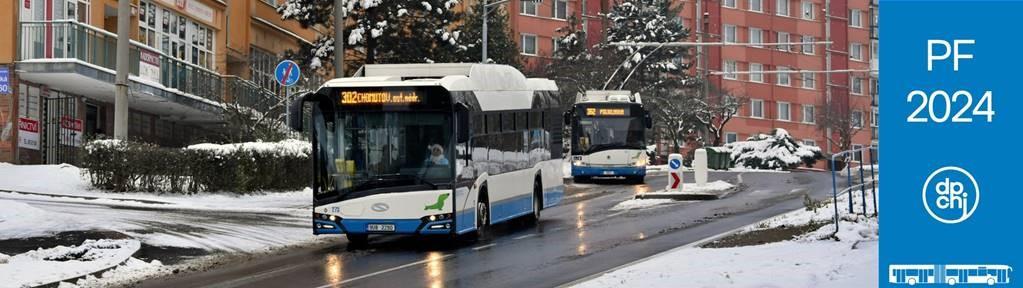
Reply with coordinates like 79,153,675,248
572,156,584,166
634,157,648,167
423,213,453,222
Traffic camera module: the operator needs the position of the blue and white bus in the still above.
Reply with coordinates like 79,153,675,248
565,90,652,183
288,63,565,247
889,264,1012,285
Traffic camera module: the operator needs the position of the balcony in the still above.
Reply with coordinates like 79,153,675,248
18,20,226,122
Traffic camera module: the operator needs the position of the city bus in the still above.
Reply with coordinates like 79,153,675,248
288,63,564,247
889,264,1012,285
565,90,652,183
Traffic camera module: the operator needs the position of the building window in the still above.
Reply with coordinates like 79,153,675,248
801,1,814,20
250,47,279,92
801,72,815,89
852,144,864,162
852,110,864,128
850,42,864,61
851,77,864,95
723,60,739,80
777,0,790,16
64,0,91,22
724,25,738,43
802,104,815,123
749,0,763,12
776,66,791,86
749,27,763,47
801,35,815,55
849,9,863,28
521,0,538,16
552,37,561,54
871,107,879,127
138,1,215,70
749,63,764,82
521,34,537,55
750,99,764,118
554,0,568,19
803,139,817,147
725,132,738,144
777,31,791,51
777,102,791,121
724,0,737,8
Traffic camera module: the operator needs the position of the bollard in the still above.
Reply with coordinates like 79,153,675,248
666,153,684,192
694,148,708,185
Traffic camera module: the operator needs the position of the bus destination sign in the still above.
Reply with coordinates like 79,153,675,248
341,90,421,105
585,108,629,117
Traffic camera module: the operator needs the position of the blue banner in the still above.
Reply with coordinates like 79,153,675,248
882,0,1020,286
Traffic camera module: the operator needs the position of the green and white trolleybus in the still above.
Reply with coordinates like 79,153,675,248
289,63,564,246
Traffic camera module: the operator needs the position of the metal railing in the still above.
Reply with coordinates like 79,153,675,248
19,20,222,102
224,76,280,115
829,146,879,232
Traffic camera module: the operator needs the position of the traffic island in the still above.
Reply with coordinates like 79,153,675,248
634,180,736,201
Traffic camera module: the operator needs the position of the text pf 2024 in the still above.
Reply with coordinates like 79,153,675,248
909,40,995,123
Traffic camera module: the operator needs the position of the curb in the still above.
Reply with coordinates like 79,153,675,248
33,240,142,288
0,189,174,205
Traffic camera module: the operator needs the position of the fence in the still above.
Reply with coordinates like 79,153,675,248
829,146,879,232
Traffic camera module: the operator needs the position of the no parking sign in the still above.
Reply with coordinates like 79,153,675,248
666,153,683,192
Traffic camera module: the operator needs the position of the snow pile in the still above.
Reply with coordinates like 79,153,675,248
0,200,83,240
61,257,165,288
0,239,145,287
677,180,735,193
578,190,880,288
0,163,89,194
610,198,676,210
723,128,824,170
185,139,311,157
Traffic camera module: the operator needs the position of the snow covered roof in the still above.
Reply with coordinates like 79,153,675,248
579,90,643,104
322,63,554,93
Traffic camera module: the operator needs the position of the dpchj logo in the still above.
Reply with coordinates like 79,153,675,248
922,166,980,224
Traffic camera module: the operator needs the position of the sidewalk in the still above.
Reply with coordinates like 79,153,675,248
571,189,879,288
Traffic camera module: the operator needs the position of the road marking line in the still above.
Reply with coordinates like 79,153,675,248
314,254,455,287
513,233,537,240
472,243,497,251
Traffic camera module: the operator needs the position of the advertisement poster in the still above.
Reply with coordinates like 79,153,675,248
17,117,39,150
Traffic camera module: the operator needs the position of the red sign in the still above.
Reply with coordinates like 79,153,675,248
24,0,30,9
60,116,83,131
18,117,39,133
670,172,681,190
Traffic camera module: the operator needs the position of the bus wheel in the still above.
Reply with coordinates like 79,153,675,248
907,278,916,285
988,278,996,285
526,178,542,224
346,234,368,249
475,189,490,241
947,278,956,285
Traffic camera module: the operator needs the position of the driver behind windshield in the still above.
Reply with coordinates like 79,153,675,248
425,144,449,166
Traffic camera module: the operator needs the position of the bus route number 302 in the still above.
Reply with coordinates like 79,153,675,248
906,90,994,123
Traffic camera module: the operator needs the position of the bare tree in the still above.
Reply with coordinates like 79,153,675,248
648,88,704,153
816,99,864,154
697,83,747,147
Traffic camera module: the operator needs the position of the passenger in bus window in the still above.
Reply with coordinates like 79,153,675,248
425,144,449,166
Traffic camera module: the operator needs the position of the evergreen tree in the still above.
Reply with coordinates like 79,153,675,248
458,2,520,66
276,0,468,74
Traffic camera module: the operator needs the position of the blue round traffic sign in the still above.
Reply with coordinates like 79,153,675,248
669,159,681,169
275,60,301,87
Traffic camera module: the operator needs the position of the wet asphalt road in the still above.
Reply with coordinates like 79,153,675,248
141,171,838,288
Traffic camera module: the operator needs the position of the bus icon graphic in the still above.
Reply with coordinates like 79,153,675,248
890,264,1012,285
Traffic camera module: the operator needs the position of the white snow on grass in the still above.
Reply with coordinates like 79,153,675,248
577,190,879,288
610,199,674,211
0,239,145,288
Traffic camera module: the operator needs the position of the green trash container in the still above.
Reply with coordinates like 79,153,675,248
706,147,731,170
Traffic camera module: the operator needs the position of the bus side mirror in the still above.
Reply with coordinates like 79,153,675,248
645,113,653,129
288,91,315,132
563,111,572,126
456,104,470,143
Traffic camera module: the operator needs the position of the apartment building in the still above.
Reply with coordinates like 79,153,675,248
680,0,878,163
0,0,327,164
505,0,609,73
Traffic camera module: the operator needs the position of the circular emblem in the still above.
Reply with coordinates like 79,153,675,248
669,159,681,170
922,166,980,224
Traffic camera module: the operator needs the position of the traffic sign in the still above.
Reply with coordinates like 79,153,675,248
0,66,11,95
666,154,683,192
275,60,301,87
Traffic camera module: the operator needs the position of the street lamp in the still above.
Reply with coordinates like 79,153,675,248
482,0,542,63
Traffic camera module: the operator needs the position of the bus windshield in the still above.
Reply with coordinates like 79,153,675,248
316,111,453,200
573,116,645,154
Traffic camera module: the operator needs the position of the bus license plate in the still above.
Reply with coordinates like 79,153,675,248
367,224,395,232
602,171,615,175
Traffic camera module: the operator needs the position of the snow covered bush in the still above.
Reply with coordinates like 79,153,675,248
723,128,824,170
81,139,310,193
